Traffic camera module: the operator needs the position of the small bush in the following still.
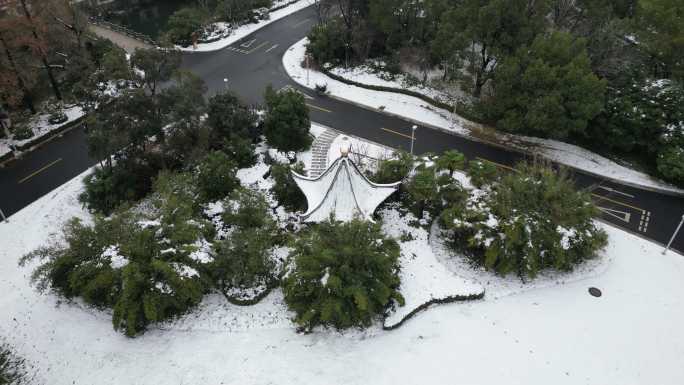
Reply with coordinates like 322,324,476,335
441,163,607,280
283,219,403,330
467,159,498,188
11,125,33,141
221,188,273,229
270,161,307,212
221,134,257,168
196,151,239,202
371,152,413,184
657,142,684,185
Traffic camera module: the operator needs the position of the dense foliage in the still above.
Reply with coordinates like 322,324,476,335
283,219,403,330
263,86,312,153
270,161,307,212
209,188,280,297
304,0,684,185
196,151,240,202
0,343,27,385
441,163,607,280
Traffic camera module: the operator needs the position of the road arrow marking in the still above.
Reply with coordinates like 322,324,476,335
240,39,256,48
597,185,635,199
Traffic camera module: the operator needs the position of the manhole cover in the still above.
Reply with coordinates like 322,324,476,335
588,287,602,297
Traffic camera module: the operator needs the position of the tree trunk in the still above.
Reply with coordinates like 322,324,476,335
19,0,63,101
0,34,36,114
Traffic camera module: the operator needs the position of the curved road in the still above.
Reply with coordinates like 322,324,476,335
2,5,684,254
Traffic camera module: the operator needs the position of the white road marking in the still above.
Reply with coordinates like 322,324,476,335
597,185,635,199
264,44,279,53
240,38,256,48
597,206,632,223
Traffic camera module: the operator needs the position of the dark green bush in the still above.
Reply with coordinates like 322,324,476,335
221,188,273,229
0,343,26,385
283,219,404,330
79,163,157,215
207,91,259,143
306,19,347,65
441,163,607,280
196,151,240,202
467,159,499,188
371,152,413,184
270,161,307,212
221,134,257,168
263,86,312,153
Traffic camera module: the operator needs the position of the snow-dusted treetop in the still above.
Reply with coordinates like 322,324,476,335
292,137,400,222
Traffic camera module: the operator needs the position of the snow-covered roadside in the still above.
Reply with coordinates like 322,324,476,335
379,206,484,329
2,166,684,384
0,105,85,159
177,0,313,52
283,38,684,194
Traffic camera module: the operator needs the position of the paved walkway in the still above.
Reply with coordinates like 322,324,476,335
89,24,153,54
309,128,339,177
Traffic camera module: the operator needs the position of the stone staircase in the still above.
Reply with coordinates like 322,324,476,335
309,129,340,177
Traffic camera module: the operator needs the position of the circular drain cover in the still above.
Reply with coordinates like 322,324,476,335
588,287,602,297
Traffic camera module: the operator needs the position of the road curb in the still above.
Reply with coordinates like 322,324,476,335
287,63,684,198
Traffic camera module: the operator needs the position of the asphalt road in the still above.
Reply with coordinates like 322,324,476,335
2,4,684,254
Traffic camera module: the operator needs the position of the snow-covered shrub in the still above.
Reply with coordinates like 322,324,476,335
467,159,498,188
209,188,280,297
283,219,404,331
440,163,607,280
0,343,27,385
196,151,239,202
270,161,307,212
657,143,684,183
403,155,467,218
21,212,206,337
23,172,215,336
370,151,413,184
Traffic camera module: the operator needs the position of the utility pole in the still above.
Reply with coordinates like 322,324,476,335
306,54,310,86
19,0,63,101
410,125,417,155
663,214,684,255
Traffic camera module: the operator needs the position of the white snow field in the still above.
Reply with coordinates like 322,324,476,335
1,158,684,384
177,0,314,52
283,38,684,194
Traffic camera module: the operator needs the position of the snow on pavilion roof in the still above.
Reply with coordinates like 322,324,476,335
291,155,401,223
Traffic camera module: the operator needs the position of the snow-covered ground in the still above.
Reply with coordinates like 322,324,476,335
177,0,313,52
1,164,684,384
379,206,484,329
0,105,85,159
283,38,684,194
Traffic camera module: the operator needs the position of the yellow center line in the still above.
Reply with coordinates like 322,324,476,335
591,193,645,213
380,127,414,140
475,157,516,172
18,158,62,184
306,104,332,113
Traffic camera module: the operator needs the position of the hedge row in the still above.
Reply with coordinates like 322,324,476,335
382,291,485,331
320,68,484,124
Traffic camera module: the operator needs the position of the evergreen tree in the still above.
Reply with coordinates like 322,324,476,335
207,91,258,143
263,86,312,153
196,151,239,202
283,219,404,330
270,161,308,212
485,31,606,140
435,150,465,177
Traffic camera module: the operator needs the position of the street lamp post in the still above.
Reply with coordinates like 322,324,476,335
306,54,310,86
410,125,417,155
663,214,684,255
223,78,229,91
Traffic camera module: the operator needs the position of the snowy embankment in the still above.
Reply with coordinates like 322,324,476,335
0,105,85,159
379,206,484,329
283,38,684,194
177,0,313,53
